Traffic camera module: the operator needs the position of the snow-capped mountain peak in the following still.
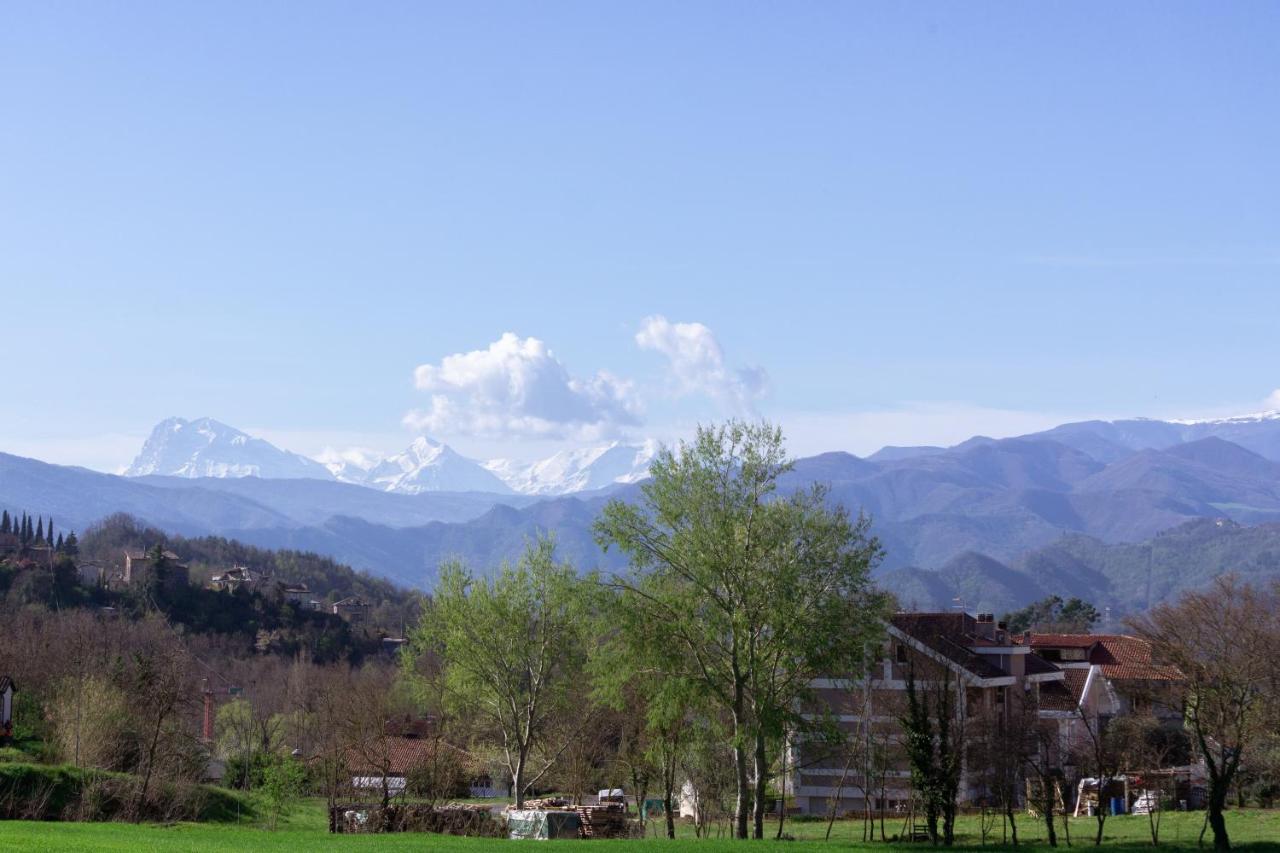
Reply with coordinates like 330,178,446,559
484,440,656,495
125,417,334,481
361,436,512,495
126,418,654,496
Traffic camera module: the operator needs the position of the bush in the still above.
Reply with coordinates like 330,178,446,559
0,761,253,823
259,754,306,830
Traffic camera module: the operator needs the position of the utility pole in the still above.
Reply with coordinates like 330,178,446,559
202,678,214,743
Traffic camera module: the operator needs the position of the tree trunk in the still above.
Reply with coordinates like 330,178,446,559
825,750,854,841
1207,780,1231,852
775,741,787,840
1043,788,1057,848
133,712,165,822
753,727,767,839
663,749,677,840
514,747,527,809
1006,800,1018,847
732,697,749,839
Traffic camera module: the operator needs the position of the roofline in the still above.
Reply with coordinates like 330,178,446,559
1077,664,1099,711
1025,671,1066,684
885,623,1013,686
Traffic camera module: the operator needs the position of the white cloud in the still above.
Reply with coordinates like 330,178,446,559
1266,389,1280,411
635,315,767,412
404,333,642,439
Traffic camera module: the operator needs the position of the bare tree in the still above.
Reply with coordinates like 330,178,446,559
1129,576,1280,852
126,616,195,821
1024,714,1064,848
1070,703,1124,846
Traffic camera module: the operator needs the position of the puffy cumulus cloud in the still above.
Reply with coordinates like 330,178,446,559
1267,389,1280,411
635,315,767,412
404,333,642,439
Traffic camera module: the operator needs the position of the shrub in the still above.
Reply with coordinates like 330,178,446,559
0,761,253,823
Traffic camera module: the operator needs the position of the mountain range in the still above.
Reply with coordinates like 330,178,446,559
122,417,653,497
6,411,1280,605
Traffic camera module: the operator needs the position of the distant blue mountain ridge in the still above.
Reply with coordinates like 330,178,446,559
4,412,1280,607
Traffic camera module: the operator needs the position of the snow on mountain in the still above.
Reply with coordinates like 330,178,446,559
361,437,513,495
124,419,649,496
317,447,385,486
125,417,334,480
1171,410,1280,426
484,441,656,495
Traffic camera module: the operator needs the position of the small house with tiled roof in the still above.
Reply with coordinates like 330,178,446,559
122,548,190,591
340,718,503,800
1027,633,1185,765
332,596,371,625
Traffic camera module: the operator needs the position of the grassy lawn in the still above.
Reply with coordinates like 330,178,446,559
0,800,1278,851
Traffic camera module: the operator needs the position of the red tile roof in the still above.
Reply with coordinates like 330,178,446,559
344,735,474,776
1030,633,1182,682
1038,668,1089,711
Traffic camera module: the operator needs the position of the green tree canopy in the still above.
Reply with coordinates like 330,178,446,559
406,536,599,807
594,420,885,839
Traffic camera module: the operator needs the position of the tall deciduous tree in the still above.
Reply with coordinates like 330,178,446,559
407,536,597,808
1130,576,1280,852
595,421,883,839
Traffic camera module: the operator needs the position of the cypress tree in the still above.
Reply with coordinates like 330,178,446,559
47,517,54,546
21,514,30,543
35,517,44,544
65,531,79,557
1,510,9,534
56,532,65,551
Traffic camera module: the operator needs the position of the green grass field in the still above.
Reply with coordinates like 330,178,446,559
0,800,1278,851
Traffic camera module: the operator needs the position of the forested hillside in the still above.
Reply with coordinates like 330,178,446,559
879,517,1280,616
0,511,420,664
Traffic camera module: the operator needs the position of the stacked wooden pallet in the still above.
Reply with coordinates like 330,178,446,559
575,804,631,839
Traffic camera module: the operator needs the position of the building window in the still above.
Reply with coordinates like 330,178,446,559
896,643,909,664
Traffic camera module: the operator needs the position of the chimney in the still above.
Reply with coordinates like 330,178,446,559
975,612,996,640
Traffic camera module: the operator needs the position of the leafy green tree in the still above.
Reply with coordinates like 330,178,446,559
595,421,884,839
902,663,961,846
405,536,598,807
1004,595,1099,634
260,752,307,830
592,597,699,839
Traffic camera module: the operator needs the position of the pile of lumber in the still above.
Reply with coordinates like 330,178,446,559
522,797,571,810
329,803,504,837
575,804,632,839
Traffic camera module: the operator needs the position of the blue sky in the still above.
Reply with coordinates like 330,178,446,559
2,3,1278,471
